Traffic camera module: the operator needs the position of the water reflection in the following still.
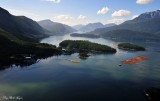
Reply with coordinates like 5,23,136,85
0,54,55,71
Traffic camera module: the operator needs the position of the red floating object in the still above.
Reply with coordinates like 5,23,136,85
122,56,146,64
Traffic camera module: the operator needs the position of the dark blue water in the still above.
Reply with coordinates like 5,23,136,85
0,35,160,101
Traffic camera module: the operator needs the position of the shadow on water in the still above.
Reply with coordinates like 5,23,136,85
0,54,59,71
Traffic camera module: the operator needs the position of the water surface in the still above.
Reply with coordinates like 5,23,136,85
0,34,160,101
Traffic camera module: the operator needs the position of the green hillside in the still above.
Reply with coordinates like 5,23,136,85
0,28,62,57
0,7,48,42
101,29,160,41
0,7,62,59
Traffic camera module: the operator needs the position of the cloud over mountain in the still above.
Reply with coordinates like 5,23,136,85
106,18,124,24
132,15,138,19
112,10,131,17
97,7,109,15
78,15,86,19
54,15,73,20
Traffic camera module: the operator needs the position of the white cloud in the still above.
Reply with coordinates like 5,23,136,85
132,15,139,19
52,15,91,26
60,20,76,26
78,15,86,19
44,0,61,3
54,15,73,20
106,18,124,25
136,0,152,4
97,7,109,15
112,10,131,17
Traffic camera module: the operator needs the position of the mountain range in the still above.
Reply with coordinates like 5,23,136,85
1,6,160,52
72,24,84,30
78,10,160,41
101,29,160,41
38,20,76,36
72,23,116,32
131,10,160,23
0,7,61,57
0,7,48,42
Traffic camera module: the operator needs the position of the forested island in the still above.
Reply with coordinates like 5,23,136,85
59,40,117,54
118,43,145,51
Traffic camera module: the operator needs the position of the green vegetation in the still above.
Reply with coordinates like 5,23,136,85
0,7,63,68
0,28,62,57
59,40,116,54
118,43,145,51
78,52,90,60
0,28,62,68
0,7,48,42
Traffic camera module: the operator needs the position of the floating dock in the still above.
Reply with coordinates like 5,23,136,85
122,56,146,64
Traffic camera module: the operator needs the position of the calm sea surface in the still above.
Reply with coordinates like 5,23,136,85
0,34,160,101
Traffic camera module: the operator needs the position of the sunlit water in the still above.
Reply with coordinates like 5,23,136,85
0,34,160,101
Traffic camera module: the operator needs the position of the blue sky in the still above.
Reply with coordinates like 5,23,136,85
0,0,160,26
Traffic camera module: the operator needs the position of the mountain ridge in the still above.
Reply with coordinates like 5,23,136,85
0,7,62,58
85,9,160,36
38,19,76,36
0,7,47,42
134,10,160,22
76,22,116,32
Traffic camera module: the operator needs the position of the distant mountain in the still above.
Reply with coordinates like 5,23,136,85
77,22,116,32
79,22,104,32
104,23,116,27
86,10,160,37
72,23,116,32
132,10,160,23
72,24,84,30
38,20,76,36
0,7,47,42
101,29,160,42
